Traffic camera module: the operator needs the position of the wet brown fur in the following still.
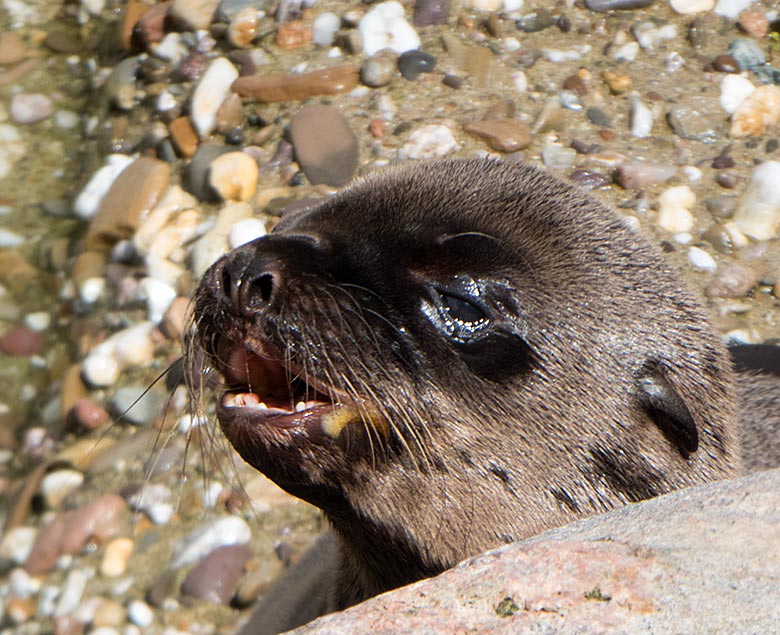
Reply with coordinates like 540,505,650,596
188,159,779,633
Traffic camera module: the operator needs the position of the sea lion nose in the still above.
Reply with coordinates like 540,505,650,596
222,254,279,314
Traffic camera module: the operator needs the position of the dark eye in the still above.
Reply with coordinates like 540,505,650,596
425,278,489,342
440,292,487,326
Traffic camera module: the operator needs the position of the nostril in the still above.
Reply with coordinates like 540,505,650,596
253,272,275,303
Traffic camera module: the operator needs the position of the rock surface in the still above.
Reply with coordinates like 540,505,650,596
290,469,780,635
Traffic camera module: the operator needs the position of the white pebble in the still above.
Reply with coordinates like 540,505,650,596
178,413,207,434
0,124,25,179
82,353,120,387
541,145,576,170
73,154,135,219
397,124,458,160
733,160,780,240
55,110,80,129
229,217,266,249
541,48,582,63
40,469,85,508
312,12,340,46
512,71,528,93
127,600,154,628
634,21,678,50
665,51,685,72
467,0,502,8
100,538,134,577
0,228,24,247
8,567,41,597
171,516,252,568
714,0,753,18
82,322,155,387
153,32,188,63
128,483,172,512
190,57,239,139
10,93,54,124
720,74,755,115
90,628,120,635
148,503,174,525
657,185,696,233
359,1,421,56
157,90,177,112
503,0,524,10
140,277,177,324
688,246,717,271
725,328,753,344
26,311,52,331
612,41,639,62
54,568,91,617
0,527,37,565
669,0,714,13
201,482,224,508
682,165,703,182
673,232,692,244
630,92,653,138
81,0,106,16
79,277,107,304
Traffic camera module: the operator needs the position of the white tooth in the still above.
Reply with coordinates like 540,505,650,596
295,401,306,413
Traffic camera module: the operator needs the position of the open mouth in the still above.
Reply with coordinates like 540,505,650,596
214,339,386,440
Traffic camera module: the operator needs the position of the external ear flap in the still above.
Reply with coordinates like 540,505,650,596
635,363,698,458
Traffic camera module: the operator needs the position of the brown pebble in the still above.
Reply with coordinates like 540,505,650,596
215,93,245,133
5,462,48,532
161,296,191,342
602,70,632,94
43,31,83,54
369,119,386,139
712,54,740,73
0,326,44,357
276,20,312,49
441,34,492,86
147,569,179,606
705,263,760,299
181,544,253,604
169,117,199,158
232,65,360,102
61,363,89,420
0,32,27,65
86,157,171,250
613,160,676,190
289,104,359,187
738,9,769,38
132,1,171,50
170,0,219,31
52,615,84,635
717,170,739,189
562,74,587,97
0,252,39,292
6,597,36,625
69,398,110,432
463,119,532,153
119,0,150,50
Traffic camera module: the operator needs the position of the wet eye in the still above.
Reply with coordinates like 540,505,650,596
440,292,487,326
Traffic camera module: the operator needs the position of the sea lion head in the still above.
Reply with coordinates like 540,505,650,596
189,158,740,601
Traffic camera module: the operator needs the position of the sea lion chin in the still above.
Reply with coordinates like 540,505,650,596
189,158,742,618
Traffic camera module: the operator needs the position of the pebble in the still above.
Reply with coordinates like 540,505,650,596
39,469,85,509
631,21,677,50
463,119,531,153
170,0,218,31
82,322,156,387
688,246,717,271
207,151,258,201
8,566,39,597
361,49,398,88
584,0,654,11
289,104,359,187
730,85,780,138
568,169,610,190
55,568,91,617
397,50,436,80
25,494,126,574
614,160,676,190
738,9,769,38
104,56,141,111
0,124,26,179
191,201,253,277
540,145,576,170
10,93,54,124
0,227,22,246
69,398,110,431
85,157,171,250
630,92,653,138
715,0,753,18
0,326,45,356
276,20,312,49
191,57,239,139
728,37,765,71
705,263,759,298
669,0,713,14
602,70,631,95
657,185,695,233
232,64,360,102
228,8,260,48
100,538,134,578
170,516,251,569
229,217,266,249
73,154,135,220
0,32,27,64
108,385,164,426
733,160,780,240
180,544,252,604
666,102,719,143
312,12,341,47
441,34,493,86
0,526,38,565
413,0,450,26
359,1,421,56
127,600,154,628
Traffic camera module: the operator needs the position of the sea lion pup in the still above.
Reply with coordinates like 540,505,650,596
189,158,743,633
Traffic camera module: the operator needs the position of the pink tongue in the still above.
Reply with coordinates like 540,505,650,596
224,348,291,399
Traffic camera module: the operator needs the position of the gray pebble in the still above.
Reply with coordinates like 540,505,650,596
289,104,359,187
705,263,759,299
569,169,611,190
187,143,233,201
728,38,766,71
516,9,555,33
413,0,450,26
180,544,253,604
109,386,166,426
666,103,719,143
704,196,737,219
586,107,611,127
105,57,142,112
584,0,654,11
397,50,436,81
361,50,398,88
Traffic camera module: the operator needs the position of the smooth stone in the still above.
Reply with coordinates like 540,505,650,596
705,263,759,299
69,398,110,432
132,2,171,48
614,160,676,190
108,385,165,426
0,32,27,64
734,160,780,240
82,322,156,388
191,57,239,139
720,74,754,115
170,516,251,568
168,116,198,158
629,92,653,138
728,37,765,71
361,49,398,88
289,104,359,187
143,444,184,478
85,157,171,250
229,217,266,249
714,0,753,18
191,201,253,277
669,0,713,13
398,124,458,160
104,56,141,111
187,143,233,201
92,599,127,627
54,568,90,617
227,7,260,48
25,495,126,575
0,527,38,565
730,85,780,138
360,1,421,56
170,0,219,30
0,326,44,356
127,600,154,627
214,92,244,133
208,151,259,201
217,0,263,22
540,145,576,170
39,469,85,509
463,119,532,153
397,50,436,80
568,169,611,190
312,12,341,46
100,538,134,578
161,296,191,341
276,20,312,49
688,246,717,271
441,34,493,86
666,101,719,143
73,154,136,220
232,64,360,102
10,93,54,124
180,544,253,604
584,0,654,9
657,185,695,233
413,0,450,26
